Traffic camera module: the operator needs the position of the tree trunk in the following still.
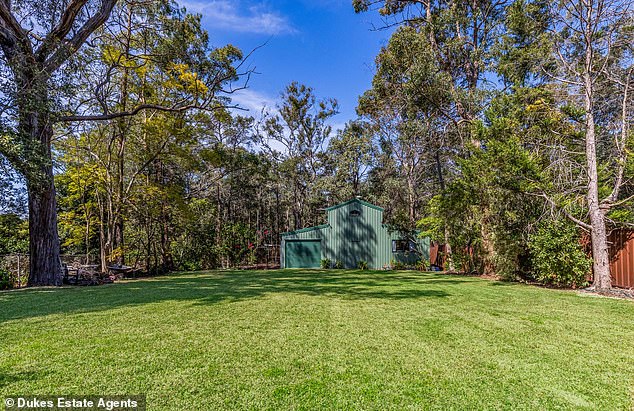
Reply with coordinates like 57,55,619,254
27,174,63,286
435,150,454,270
98,194,108,273
407,170,416,227
21,92,62,286
584,74,611,289
480,218,496,275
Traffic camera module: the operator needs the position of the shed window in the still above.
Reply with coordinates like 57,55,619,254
349,209,361,217
392,240,416,253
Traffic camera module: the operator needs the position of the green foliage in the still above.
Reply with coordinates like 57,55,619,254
0,268,11,290
357,260,368,270
334,260,344,269
390,259,406,270
55,165,100,255
172,198,218,271
528,220,591,288
215,223,257,268
320,258,332,269
322,121,374,202
495,0,553,85
421,135,543,278
262,82,338,230
416,259,430,271
0,214,28,254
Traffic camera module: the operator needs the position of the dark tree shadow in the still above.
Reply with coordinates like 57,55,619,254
0,270,452,324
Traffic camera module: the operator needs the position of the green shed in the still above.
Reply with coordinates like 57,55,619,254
280,198,429,269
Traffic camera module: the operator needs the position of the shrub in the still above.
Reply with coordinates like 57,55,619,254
357,260,368,270
416,259,430,271
528,220,592,288
334,260,344,269
320,258,332,269
390,259,406,270
0,268,12,290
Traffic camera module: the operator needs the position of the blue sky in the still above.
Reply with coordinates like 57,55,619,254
180,0,392,130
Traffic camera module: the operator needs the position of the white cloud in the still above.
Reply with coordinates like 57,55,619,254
229,88,277,114
180,1,296,35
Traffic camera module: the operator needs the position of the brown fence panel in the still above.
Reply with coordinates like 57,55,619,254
608,230,634,288
429,242,445,269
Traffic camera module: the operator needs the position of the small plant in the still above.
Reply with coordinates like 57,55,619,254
334,260,344,269
390,259,406,270
357,260,368,270
416,259,430,271
320,258,332,269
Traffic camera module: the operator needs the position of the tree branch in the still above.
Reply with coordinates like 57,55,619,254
530,192,593,231
0,20,16,49
57,102,239,122
43,0,117,74
36,0,89,62
0,1,31,55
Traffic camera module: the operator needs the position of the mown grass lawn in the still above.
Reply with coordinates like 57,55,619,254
1,270,633,410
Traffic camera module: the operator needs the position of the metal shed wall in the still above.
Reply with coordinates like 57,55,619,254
281,199,429,269
280,225,329,269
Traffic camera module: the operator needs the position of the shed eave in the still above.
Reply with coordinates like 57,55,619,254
281,224,330,236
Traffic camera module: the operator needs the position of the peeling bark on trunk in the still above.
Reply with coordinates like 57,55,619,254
584,74,612,290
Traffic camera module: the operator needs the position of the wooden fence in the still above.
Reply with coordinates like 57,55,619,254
608,230,634,288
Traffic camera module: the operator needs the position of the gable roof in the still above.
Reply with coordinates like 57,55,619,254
325,198,384,212
280,199,384,238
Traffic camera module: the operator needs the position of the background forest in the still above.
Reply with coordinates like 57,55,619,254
0,0,632,288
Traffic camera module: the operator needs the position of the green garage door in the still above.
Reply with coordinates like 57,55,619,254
285,240,321,268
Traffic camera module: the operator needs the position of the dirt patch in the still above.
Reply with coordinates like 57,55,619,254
578,287,634,301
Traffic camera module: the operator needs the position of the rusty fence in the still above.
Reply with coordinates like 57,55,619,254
608,230,634,288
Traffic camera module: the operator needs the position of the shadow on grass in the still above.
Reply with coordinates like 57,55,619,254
0,369,47,389
0,270,452,324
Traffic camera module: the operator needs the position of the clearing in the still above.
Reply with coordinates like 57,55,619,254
1,270,633,409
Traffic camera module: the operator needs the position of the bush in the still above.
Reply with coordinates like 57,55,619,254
357,260,368,270
528,220,592,288
390,259,406,270
320,258,331,269
334,260,344,269
0,268,12,290
416,259,430,271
